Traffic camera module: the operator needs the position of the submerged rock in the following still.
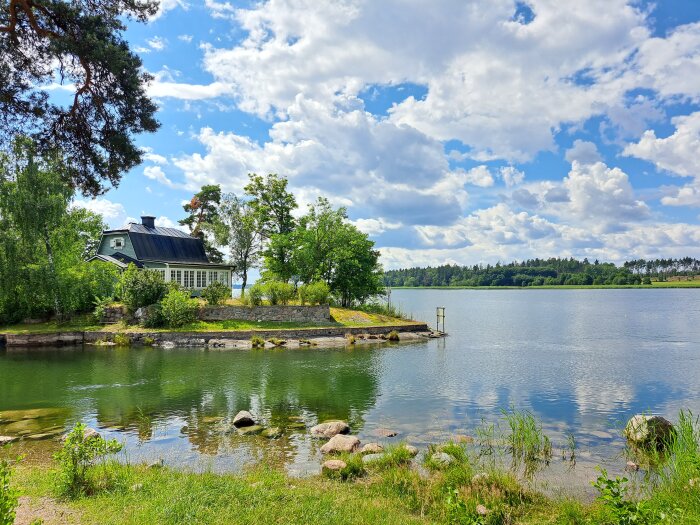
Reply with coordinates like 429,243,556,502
361,442,384,454
202,416,223,424
452,435,474,444
310,421,350,438
624,415,675,449
261,427,282,439
61,427,100,442
373,428,398,438
626,461,640,472
233,410,256,428
320,434,360,454
238,425,264,436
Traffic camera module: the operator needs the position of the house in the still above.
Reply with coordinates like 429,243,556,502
90,216,233,293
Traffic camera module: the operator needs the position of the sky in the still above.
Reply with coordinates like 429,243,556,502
72,0,700,272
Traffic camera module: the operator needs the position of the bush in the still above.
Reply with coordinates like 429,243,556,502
139,303,165,328
0,455,20,525
113,333,130,346
299,281,330,305
202,280,230,306
265,281,295,305
387,330,400,341
54,422,123,498
251,335,265,348
117,264,167,314
92,295,113,323
247,283,264,306
160,288,199,328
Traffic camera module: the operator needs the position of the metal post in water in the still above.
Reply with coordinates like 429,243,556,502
436,306,445,333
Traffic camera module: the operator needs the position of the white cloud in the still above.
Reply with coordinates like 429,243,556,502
71,198,127,228
151,0,188,21
565,140,602,165
178,34,194,43
624,112,700,178
500,166,525,187
147,36,168,51
462,166,495,187
351,218,402,236
143,165,181,189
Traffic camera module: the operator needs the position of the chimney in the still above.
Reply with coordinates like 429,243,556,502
141,216,155,229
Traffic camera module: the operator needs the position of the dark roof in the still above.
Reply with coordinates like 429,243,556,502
104,223,212,264
111,251,144,268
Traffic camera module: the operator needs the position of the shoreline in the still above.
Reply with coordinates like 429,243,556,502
389,282,700,290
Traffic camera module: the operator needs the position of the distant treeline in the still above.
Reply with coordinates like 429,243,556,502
383,257,700,288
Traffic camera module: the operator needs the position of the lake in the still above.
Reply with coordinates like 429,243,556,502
2,289,699,492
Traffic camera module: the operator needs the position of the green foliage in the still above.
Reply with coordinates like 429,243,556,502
356,301,409,320
0,142,118,323
160,288,199,328
93,295,114,323
117,265,167,314
387,330,400,341
501,408,552,478
345,333,356,344
592,468,656,524
264,281,295,305
247,284,264,306
298,281,331,305
113,334,131,347
139,303,165,329
54,422,123,498
0,2,159,196
0,454,20,525
201,281,230,306
251,336,265,348
180,185,224,263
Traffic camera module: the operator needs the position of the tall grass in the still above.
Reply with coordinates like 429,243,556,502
501,408,552,478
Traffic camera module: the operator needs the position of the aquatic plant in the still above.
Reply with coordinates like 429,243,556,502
113,333,131,347
501,408,552,478
251,335,265,348
345,333,356,344
387,330,400,341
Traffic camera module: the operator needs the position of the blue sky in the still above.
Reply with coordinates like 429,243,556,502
72,0,700,272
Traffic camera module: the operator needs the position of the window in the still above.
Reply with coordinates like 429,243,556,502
184,270,195,288
196,270,206,288
170,270,181,285
111,237,124,250
157,270,166,281
209,271,217,284
218,271,228,285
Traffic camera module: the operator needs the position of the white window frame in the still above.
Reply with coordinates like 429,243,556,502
196,270,206,288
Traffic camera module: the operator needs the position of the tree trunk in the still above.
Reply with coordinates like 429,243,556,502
241,269,247,298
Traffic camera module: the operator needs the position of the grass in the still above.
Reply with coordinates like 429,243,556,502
0,307,416,335
5,410,700,524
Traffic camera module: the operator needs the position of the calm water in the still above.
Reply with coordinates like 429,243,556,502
2,289,699,491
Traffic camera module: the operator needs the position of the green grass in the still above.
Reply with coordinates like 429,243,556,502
6,410,700,524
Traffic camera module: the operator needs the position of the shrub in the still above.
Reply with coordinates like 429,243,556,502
247,284,264,306
0,455,20,525
202,281,230,306
54,422,123,498
265,281,295,305
160,288,199,328
92,295,113,323
113,333,130,346
387,330,400,341
299,281,330,305
139,303,164,328
251,335,265,348
117,264,167,314
345,333,356,344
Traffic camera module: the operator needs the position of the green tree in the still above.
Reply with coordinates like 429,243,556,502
179,184,223,263
212,193,261,296
0,1,159,196
244,173,297,281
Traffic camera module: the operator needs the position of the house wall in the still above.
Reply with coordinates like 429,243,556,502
98,232,138,260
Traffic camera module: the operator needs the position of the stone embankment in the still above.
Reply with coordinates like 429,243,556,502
1,323,434,348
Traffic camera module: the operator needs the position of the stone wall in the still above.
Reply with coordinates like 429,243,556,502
199,305,330,323
101,306,128,324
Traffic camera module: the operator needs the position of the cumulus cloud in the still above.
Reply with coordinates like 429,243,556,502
147,36,168,51
71,198,127,228
151,0,188,20
143,165,181,189
500,166,525,187
565,140,602,165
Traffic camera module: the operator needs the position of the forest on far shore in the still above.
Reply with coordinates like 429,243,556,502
383,257,700,287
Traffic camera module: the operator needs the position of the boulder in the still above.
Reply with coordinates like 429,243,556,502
320,434,360,454
403,445,419,457
361,442,384,454
431,452,454,467
233,410,256,428
476,504,489,516
624,415,675,449
362,453,386,465
61,427,100,442
322,459,347,472
0,436,17,445
626,461,640,472
310,421,350,438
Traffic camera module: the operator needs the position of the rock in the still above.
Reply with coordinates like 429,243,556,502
61,427,100,442
26,431,62,440
0,436,17,445
373,428,398,438
310,421,350,438
322,459,347,472
320,434,360,454
452,435,474,444
287,422,306,430
362,453,386,465
403,445,419,457
476,504,489,516
590,430,614,439
431,452,454,466
624,415,675,449
261,427,282,439
238,425,264,435
233,410,256,428
361,442,384,454
148,459,164,469
626,461,640,472
202,416,223,424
